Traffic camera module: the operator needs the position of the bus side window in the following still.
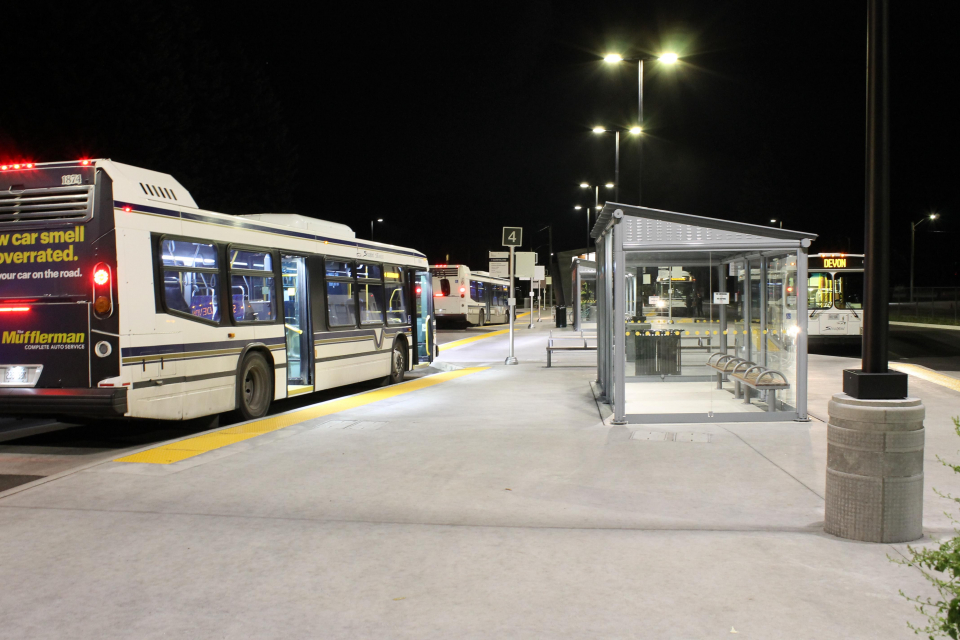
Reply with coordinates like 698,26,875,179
227,247,276,323
326,259,357,327
159,238,222,323
385,265,406,325
470,280,478,301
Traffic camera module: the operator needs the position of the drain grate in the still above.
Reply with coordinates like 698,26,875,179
630,431,712,443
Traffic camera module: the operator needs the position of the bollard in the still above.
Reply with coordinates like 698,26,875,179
824,393,924,543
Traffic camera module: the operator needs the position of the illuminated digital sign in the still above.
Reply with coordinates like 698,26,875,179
811,254,863,270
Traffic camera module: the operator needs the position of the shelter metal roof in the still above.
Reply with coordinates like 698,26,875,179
591,202,817,250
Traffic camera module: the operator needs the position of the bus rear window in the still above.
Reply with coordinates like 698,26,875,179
440,279,451,296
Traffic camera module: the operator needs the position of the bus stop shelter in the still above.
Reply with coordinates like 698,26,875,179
571,258,597,331
592,203,817,424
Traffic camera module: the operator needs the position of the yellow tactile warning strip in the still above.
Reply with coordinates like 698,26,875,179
889,362,960,393
114,367,489,465
438,312,530,352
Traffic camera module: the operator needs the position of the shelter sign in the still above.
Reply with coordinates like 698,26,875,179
489,251,509,278
502,227,522,247
713,292,730,304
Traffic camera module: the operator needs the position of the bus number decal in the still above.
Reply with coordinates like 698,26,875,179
61,174,82,186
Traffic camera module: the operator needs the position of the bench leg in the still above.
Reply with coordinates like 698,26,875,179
767,391,777,412
743,386,751,404
716,372,722,389
547,349,552,368
734,381,741,399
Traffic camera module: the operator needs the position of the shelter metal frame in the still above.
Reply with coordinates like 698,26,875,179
591,203,817,425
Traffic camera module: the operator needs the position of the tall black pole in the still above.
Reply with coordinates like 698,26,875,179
843,0,906,398
614,131,620,203
862,0,889,375
638,59,644,206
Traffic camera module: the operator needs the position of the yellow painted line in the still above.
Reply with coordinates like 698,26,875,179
439,329,510,351
114,367,489,464
889,363,960,393
438,312,532,352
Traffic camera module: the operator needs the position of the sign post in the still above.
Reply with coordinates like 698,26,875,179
502,227,522,365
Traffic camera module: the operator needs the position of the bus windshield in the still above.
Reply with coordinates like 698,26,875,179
808,272,834,309
835,272,864,309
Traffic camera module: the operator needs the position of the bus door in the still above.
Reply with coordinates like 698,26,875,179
282,255,312,395
413,271,436,364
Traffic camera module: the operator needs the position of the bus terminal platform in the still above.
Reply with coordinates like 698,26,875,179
0,319,957,638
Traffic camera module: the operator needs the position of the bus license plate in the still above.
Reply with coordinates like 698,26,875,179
3,366,28,383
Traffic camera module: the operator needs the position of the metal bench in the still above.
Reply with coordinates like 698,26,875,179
729,364,790,412
706,354,749,388
546,330,597,367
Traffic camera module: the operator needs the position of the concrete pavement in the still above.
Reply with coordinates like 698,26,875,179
0,319,955,638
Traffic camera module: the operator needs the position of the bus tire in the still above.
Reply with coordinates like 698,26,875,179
237,352,273,420
478,311,485,327
387,340,406,385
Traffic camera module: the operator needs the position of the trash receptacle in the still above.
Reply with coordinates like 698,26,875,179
555,305,567,328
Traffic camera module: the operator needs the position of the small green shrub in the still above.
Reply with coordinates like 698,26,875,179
893,417,960,639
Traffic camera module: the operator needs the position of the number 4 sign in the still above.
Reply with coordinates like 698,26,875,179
502,227,522,247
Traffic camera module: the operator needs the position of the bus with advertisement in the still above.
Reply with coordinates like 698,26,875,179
428,264,509,327
0,159,436,422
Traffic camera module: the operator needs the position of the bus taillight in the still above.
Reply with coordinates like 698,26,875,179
0,306,30,312
92,263,113,318
459,286,465,298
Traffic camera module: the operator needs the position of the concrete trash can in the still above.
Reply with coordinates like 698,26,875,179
824,393,925,543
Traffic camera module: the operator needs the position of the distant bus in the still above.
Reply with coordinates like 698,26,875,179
0,159,436,422
806,253,863,344
429,264,509,326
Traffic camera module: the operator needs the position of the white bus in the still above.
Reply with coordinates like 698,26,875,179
0,159,436,421
806,253,863,344
429,264,509,326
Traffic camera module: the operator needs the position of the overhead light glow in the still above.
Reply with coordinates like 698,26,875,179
580,183,589,188
592,127,605,133
605,183,615,188
603,54,623,63
931,213,940,220
629,127,642,135
377,218,384,222
659,53,679,64
574,205,582,210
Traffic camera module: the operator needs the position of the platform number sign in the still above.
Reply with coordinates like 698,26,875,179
502,227,522,247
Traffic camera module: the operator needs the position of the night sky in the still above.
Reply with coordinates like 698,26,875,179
2,1,958,287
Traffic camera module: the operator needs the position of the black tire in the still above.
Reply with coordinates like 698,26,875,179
478,311,485,327
387,340,406,385
237,352,273,420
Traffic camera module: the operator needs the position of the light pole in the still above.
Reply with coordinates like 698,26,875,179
603,52,679,205
910,213,939,302
592,127,642,203
370,218,383,241
578,182,614,246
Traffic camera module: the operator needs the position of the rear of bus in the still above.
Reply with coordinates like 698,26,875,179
0,161,123,417
429,264,468,325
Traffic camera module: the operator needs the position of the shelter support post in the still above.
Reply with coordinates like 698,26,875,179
796,246,808,419
613,217,626,424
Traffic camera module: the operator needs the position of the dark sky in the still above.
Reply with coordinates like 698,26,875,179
2,1,958,286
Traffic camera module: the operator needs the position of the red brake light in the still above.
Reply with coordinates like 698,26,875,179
415,286,422,294
80,160,90,165
122,206,132,212
94,268,110,286
459,287,465,293
434,293,443,297
0,306,30,312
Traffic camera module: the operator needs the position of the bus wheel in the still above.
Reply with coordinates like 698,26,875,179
387,341,406,385
478,311,485,327
237,352,272,420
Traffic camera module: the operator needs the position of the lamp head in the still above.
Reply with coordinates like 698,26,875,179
629,126,642,135
592,126,605,134
770,219,777,223
580,183,589,188
376,218,384,222
603,54,623,63
931,213,940,220
596,205,603,211
605,183,615,189
659,53,679,64
574,205,582,210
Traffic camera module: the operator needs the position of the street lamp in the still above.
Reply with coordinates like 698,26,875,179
576,182,615,246
592,128,642,203
603,52,679,205
370,218,383,241
910,213,939,302
770,218,783,228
